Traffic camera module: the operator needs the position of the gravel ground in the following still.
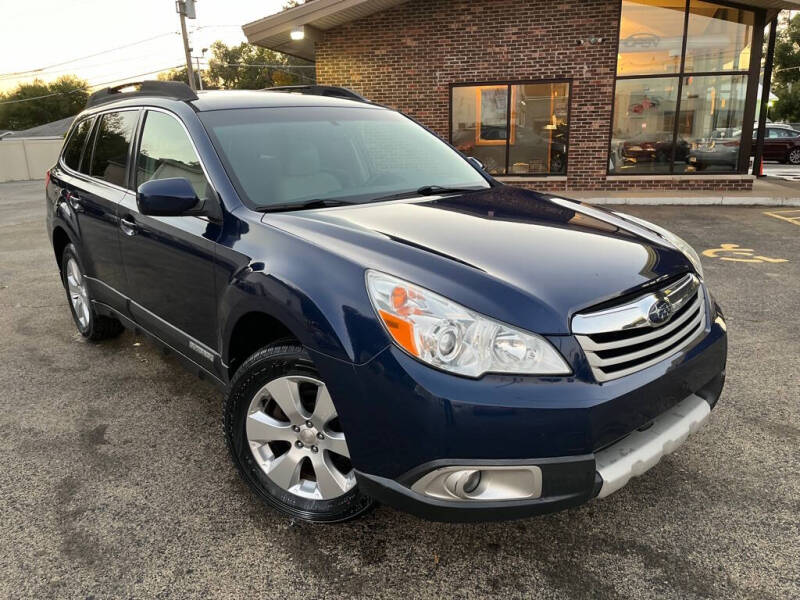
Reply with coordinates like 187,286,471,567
1,180,798,599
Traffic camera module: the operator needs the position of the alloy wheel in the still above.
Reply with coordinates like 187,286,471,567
66,257,90,330
788,148,800,165
245,375,355,500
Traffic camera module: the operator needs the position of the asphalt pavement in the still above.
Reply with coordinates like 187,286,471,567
1,180,798,599
762,162,800,183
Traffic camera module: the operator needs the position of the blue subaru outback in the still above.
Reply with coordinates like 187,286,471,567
46,81,727,522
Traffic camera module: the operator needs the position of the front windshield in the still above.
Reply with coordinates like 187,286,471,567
199,106,490,209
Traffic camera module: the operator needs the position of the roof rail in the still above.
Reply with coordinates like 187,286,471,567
266,85,368,103
86,80,198,109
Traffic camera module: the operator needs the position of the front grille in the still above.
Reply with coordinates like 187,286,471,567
573,274,707,382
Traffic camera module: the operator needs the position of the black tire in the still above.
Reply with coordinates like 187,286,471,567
60,243,124,341
787,148,800,165
224,341,375,523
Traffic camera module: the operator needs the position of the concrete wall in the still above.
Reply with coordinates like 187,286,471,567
0,138,63,183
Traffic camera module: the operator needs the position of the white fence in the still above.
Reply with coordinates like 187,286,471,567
0,137,63,183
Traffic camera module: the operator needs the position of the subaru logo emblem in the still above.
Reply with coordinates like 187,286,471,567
648,299,672,326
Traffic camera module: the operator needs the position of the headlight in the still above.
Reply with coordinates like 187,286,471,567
365,270,571,377
614,212,704,279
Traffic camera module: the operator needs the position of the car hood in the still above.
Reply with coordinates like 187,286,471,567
262,186,693,334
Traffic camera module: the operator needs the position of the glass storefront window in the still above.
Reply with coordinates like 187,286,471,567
509,83,569,174
451,82,570,176
611,0,755,175
452,86,508,175
685,1,754,73
610,77,680,174
680,75,748,173
617,0,687,76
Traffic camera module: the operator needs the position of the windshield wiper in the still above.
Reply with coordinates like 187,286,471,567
415,185,484,196
260,198,354,213
365,185,485,204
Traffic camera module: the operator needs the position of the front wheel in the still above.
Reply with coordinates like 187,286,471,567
224,342,375,522
787,148,800,165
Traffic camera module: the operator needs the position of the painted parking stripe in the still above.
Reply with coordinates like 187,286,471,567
764,209,800,226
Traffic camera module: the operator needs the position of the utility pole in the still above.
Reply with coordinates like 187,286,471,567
195,56,203,90
193,47,207,91
176,0,196,91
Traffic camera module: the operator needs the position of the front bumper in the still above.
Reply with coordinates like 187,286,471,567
354,386,721,522
309,305,727,522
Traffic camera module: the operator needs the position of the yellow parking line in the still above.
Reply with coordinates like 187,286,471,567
764,210,800,226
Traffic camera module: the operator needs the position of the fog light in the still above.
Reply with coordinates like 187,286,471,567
447,469,482,498
412,465,542,502
462,470,481,494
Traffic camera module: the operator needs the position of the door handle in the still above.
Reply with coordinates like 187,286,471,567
120,215,138,236
67,192,84,212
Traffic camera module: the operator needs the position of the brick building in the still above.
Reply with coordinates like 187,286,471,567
243,0,798,193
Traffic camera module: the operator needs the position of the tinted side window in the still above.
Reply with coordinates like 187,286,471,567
62,118,93,171
79,121,98,176
767,128,791,139
90,111,138,187
136,111,209,200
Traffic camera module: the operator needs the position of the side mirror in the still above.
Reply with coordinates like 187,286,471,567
137,178,201,217
467,156,485,171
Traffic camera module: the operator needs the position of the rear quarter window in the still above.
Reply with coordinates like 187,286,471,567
62,118,93,171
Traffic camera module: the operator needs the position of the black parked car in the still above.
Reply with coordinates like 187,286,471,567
46,81,726,523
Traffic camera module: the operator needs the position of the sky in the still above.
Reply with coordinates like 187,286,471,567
0,0,289,92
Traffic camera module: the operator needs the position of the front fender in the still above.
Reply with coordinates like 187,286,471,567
217,221,390,370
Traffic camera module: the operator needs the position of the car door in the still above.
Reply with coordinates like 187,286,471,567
66,110,138,309
117,108,221,365
764,128,788,161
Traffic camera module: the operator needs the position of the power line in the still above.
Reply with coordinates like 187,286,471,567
207,63,316,83
0,89,84,106
87,66,186,89
0,65,184,106
2,50,186,81
0,59,319,107
0,32,180,80
213,63,316,68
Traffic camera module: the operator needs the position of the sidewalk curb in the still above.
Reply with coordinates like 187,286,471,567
581,197,800,206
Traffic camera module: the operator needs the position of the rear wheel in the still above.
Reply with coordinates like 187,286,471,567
224,342,375,522
60,243,123,341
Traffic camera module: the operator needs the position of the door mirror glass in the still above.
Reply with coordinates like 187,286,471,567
137,177,200,216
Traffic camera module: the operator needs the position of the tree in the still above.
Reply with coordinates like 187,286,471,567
158,66,214,90
771,13,800,123
188,41,314,90
0,75,89,130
